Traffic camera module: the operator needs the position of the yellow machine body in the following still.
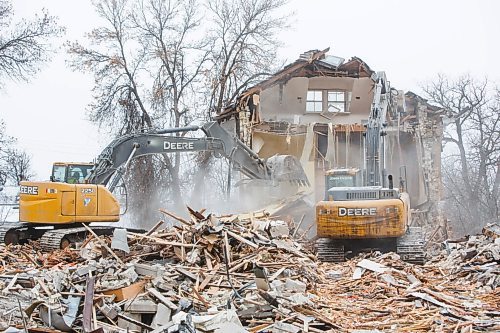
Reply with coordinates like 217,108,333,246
19,181,120,224
316,192,410,239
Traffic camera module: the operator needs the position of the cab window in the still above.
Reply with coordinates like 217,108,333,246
79,165,94,180
52,165,67,182
68,166,83,184
67,165,94,184
327,175,355,188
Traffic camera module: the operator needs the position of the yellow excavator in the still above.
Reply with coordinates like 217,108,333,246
315,73,425,264
2,122,309,250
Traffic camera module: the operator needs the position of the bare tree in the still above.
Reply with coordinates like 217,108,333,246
67,0,151,134
0,1,58,188
68,0,292,217
0,120,12,186
1,148,34,184
206,0,289,116
0,0,64,86
189,0,290,204
0,121,34,186
67,0,210,220
67,0,160,225
424,75,500,234
131,0,209,208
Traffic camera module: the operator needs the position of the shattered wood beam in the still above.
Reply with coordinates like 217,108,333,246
204,249,213,270
224,231,231,266
187,206,206,220
17,297,28,332
269,267,286,281
95,304,118,325
293,305,346,331
176,267,198,281
2,273,18,294
192,287,210,308
159,208,193,226
292,214,305,238
83,276,96,333
226,229,259,249
128,232,203,248
147,288,178,310
21,251,39,267
34,277,52,296
145,220,165,236
198,264,221,291
82,224,124,266
117,313,154,330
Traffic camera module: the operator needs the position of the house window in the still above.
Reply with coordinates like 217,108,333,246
306,90,349,113
328,91,346,112
306,90,323,112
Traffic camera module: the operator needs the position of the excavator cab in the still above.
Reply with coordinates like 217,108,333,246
324,168,361,200
51,162,94,184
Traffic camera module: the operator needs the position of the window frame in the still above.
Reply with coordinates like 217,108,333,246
306,90,323,113
305,89,350,113
327,91,347,113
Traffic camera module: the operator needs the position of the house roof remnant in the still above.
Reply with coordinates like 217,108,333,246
216,47,375,121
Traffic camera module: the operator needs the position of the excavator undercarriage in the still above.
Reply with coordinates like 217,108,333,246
315,226,426,265
0,223,132,251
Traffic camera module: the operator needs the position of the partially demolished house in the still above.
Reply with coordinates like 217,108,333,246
217,48,445,225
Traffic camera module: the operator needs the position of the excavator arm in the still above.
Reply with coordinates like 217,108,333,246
88,121,309,190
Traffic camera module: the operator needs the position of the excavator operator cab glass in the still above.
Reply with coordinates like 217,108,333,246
324,168,361,200
52,165,67,182
51,163,94,184
327,174,355,188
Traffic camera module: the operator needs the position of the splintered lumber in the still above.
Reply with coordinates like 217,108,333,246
0,206,498,333
82,223,124,265
145,220,165,236
83,276,96,332
117,313,154,330
225,229,259,249
199,264,220,291
147,288,177,310
2,273,18,294
128,232,202,248
159,208,193,226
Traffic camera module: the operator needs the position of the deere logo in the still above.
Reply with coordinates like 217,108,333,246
163,142,194,150
338,207,377,216
20,185,38,195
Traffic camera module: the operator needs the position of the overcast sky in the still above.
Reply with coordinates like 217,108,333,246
1,0,499,179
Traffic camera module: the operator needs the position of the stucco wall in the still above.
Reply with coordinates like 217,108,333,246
259,77,374,125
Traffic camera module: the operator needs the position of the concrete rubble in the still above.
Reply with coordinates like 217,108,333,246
0,211,498,333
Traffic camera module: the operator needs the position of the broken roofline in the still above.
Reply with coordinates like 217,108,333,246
216,47,376,120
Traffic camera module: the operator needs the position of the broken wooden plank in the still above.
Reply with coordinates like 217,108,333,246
159,208,193,226
82,224,124,266
226,229,259,249
128,232,202,248
117,313,154,330
83,276,96,333
147,288,178,310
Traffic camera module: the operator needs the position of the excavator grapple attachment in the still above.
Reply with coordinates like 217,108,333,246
266,155,310,186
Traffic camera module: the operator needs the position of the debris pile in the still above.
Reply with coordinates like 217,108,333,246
0,210,498,333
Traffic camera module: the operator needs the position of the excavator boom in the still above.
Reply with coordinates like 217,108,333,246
89,121,309,188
